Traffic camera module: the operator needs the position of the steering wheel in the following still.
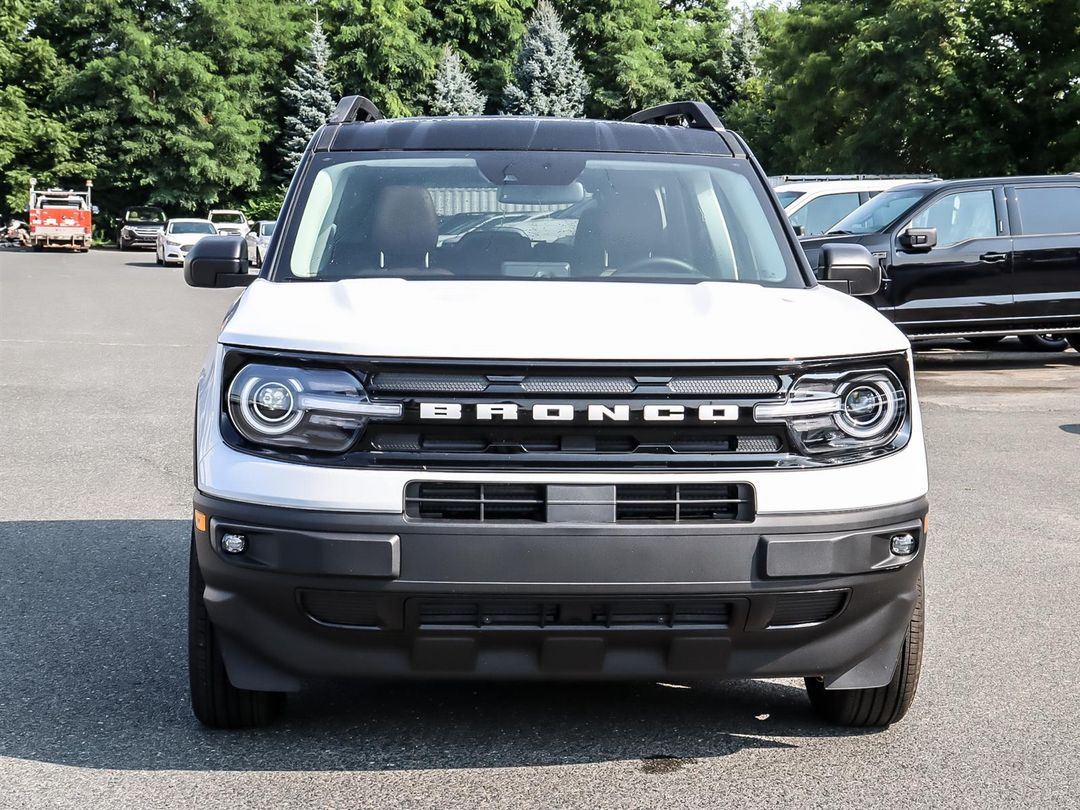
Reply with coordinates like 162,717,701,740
610,256,701,277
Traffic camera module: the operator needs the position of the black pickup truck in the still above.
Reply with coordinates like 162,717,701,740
800,176,1080,351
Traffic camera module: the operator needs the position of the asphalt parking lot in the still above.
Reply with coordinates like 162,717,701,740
2,247,1078,809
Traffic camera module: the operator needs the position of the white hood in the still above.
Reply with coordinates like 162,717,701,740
172,232,213,248
219,279,909,361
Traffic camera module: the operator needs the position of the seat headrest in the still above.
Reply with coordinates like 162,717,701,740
370,186,438,267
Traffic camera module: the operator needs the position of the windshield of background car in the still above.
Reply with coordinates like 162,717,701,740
829,189,930,235
776,190,805,207
126,208,165,222
170,222,216,235
276,152,803,286
211,212,244,223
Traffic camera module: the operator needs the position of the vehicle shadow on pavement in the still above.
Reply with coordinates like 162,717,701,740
0,519,875,773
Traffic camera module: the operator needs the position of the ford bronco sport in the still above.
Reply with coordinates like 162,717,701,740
184,97,929,729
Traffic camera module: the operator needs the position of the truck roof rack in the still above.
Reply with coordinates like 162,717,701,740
329,96,383,124
625,101,726,134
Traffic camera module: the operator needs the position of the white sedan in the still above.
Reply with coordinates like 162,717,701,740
156,219,218,266
245,220,276,267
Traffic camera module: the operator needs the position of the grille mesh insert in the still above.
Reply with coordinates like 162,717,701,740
768,591,847,627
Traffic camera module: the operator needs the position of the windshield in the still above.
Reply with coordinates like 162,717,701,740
260,221,277,237
278,152,801,286
776,190,805,208
170,221,216,235
126,207,165,222
210,212,245,223
829,189,930,235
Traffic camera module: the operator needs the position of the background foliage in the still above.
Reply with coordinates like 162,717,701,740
1,0,1076,221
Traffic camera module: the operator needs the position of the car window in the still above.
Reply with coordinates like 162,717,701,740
776,190,805,207
1014,186,1080,235
260,222,277,237
830,189,929,235
169,222,216,235
211,212,245,223
126,208,165,222
281,153,802,287
789,192,862,236
909,190,997,246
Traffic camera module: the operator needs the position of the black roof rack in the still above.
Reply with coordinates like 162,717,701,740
625,101,725,134
329,95,383,124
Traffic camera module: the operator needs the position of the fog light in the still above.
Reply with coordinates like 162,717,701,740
221,533,247,554
890,532,917,556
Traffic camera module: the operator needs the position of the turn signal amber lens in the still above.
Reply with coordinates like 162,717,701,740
194,510,207,532
922,513,929,536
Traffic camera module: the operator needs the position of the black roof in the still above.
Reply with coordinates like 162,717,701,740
891,175,1080,193
323,116,736,157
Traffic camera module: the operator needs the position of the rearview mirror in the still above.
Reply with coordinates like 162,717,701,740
817,243,881,296
498,182,585,205
184,235,254,288
898,227,936,252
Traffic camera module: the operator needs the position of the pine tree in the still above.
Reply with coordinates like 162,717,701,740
430,46,486,115
502,0,588,117
280,15,336,175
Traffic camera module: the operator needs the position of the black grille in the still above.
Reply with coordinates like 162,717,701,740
615,483,753,523
412,597,732,629
768,591,848,627
405,482,754,523
370,372,780,396
300,590,380,627
405,482,546,522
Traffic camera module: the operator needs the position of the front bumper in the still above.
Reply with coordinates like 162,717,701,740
163,244,190,262
193,492,927,693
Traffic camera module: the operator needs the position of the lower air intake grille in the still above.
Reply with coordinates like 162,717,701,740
768,591,848,627
405,482,755,523
405,482,546,522
615,483,754,523
412,597,732,629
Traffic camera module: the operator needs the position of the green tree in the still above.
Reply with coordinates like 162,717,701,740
0,0,89,213
503,0,589,116
325,0,437,117
430,46,486,115
281,16,337,174
426,0,531,111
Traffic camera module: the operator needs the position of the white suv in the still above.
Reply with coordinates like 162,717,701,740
207,209,250,237
183,98,929,731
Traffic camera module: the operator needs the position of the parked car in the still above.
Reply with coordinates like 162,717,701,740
116,206,166,250
245,220,276,267
183,97,928,731
800,176,1080,352
207,209,249,237
156,219,217,266
774,176,934,237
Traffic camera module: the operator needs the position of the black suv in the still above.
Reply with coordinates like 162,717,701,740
800,176,1080,351
116,205,167,250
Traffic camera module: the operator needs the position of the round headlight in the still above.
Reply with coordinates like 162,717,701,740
234,372,303,436
835,375,900,439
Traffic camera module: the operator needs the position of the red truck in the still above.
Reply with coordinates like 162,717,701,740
28,179,94,252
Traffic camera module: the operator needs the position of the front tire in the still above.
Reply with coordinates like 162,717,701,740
156,247,163,266
806,574,923,728
1067,335,1080,352
188,533,285,728
1018,334,1068,352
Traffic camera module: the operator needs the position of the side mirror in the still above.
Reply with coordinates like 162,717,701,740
184,235,254,288
817,243,881,296
898,227,936,252
92,205,100,215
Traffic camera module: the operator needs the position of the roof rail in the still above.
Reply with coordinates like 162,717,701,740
625,101,725,134
329,96,383,124
769,174,937,186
